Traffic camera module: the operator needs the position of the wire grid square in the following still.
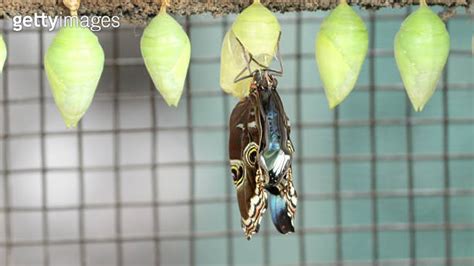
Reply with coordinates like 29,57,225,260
49,244,81,266
0,6,472,266
9,172,42,208
48,210,80,241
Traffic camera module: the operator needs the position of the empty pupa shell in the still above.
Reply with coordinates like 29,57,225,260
45,25,105,128
394,3,450,112
0,35,6,73
221,30,273,99
220,0,280,99
315,1,368,109
141,9,191,107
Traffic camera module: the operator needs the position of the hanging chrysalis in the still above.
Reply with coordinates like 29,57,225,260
45,0,105,128
141,0,191,107
394,0,450,111
0,35,6,73
315,0,368,109
220,0,281,99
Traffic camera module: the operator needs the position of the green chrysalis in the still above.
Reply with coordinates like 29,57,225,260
0,35,6,74
220,0,281,99
141,7,191,107
45,24,105,128
315,0,368,109
394,0,450,111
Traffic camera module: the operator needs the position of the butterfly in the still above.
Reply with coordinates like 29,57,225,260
228,37,297,239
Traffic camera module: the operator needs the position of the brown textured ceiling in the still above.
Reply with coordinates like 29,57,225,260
0,0,471,24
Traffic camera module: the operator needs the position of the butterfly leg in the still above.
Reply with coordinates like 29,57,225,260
233,32,285,83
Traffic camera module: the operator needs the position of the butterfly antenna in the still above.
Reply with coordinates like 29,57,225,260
260,31,284,76
272,31,284,75
233,37,254,83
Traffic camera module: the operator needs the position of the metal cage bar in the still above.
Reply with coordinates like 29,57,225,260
368,11,379,266
442,21,453,266
112,28,124,266
38,27,50,266
150,51,161,266
1,23,12,266
184,16,197,266
295,12,307,265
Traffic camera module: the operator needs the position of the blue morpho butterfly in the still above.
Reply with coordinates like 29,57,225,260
228,34,297,239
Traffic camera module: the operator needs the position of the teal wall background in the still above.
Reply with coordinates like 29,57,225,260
0,5,472,266
185,6,473,266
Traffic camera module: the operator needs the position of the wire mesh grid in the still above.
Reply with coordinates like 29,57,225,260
0,6,473,266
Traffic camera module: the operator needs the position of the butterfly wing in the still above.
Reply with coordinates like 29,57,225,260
229,91,267,239
259,86,298,234
267,167,297,234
